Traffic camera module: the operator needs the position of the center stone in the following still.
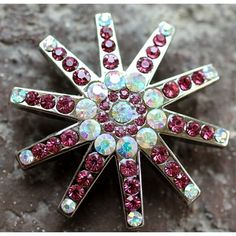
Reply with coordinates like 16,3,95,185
111,101,136,123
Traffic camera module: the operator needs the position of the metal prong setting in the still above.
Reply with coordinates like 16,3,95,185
95,13,123,77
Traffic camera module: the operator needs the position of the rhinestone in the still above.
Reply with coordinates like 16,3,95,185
116,136,138,159
214,128,228,144
103,54,119,70
68,184,85,202
43,36,57,51
125,73,147,92
191,71,205,85
111,101,137,123
40,94,55,109
136,128,157,149
62,57,78,72
153,34,166,46
100,26,113,39
46,137,62,154
174,172,190,190
127,211,143,227
203,65,218,79
151,145,169,164
25,91,40,106
168,115,186,133
87,82,108,103
10,89,27,103
146,45,160,59
99,100,110,110
76,170,94,187
102,39,116,53
97,111,109,123
125,195,141,211
178,76,192,91
136,57,153,73
186,121,201,137
94,134,116,156
200,125,214,140
56,96,75,114
60,130,79,147
127,124,138,135
119,88,130,99
159,21,174,36
108,91,118,102
19,150,34,165
52,47,67,61
98,13,112,26
61,198,76,214
76,99,97,120
85,152,105,173
32,143,48,160
115,126,127,137
184,183,199,200
104,121,115,132
146,109,167,130
104,71,126,91
79,119,101,141
162,81,180,98
73,68,91,86
123,177,140,195
143,88,164,108
164,161,180,177
120,159,138,177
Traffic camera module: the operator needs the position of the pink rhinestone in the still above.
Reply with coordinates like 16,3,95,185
200,125,215,140
62,57,78,72
151,146,169,164
73,68,91,86
108,91,118,102
127,124,138,135
85,152,105,173
100,26,113,39
103,54,119,70
52,47,67,61
46,137,62,154
153,34,166,47
104,121,115,132
146,45,160,59
120,160,138,177
136,57,153,73
99,100,110,110
130,93,141,105
40,94,55,109
168,115,186,133
186,121,201,137
56,96,75,114
134,116,146,126
178,76,192,91
125,195,141,211
164,161,181,177
102,39,116,53
192,71,205,85
68,184,85,202
97,112,109,123
162,81,180,98
123,177,140,195
25,91,40,106
119,88,130,99
60,130,79,147
136,104,147,114
174,172,190,189
76,170,94,187
32,143,48,160
115,126,126,137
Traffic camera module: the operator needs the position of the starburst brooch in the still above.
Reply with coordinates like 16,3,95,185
10,13,230,229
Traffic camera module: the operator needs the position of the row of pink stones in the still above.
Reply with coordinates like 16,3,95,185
162,70,206,99
24,129,80,162
168,114,215,140
66,151,107,205
98,88,147,137
136,33,167,74
23,91,75,114
150,145,191,190
50,47,91,86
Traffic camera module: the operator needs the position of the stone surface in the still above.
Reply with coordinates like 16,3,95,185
0,4,235,232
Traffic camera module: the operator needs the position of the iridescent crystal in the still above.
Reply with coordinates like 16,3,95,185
43,36,57,51
76,98,97,120
214,128,228,144
202,65,219,79
79,119,101,141
184,183,199,200
111,101,137,123
87,82,108,103
11,88,27,104
19,150,34,165
116,136,138,159
61,198,77,214
104,71,126,90
143,88,164,108
98,13,112,26
136,128,157,149
146,109,167,130
94,133,116,156
159,21,174,36
125,73,147,92
127,211,143,227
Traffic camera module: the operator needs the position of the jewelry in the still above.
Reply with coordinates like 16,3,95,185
10,13,230,229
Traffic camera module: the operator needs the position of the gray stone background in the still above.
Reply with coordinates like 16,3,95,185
0,4,235,232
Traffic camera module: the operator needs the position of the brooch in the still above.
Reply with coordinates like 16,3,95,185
10,13,230,229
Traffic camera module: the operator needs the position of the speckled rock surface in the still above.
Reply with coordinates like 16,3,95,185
0,4,236,232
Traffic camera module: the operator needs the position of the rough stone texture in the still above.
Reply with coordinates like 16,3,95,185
0,4,236,232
